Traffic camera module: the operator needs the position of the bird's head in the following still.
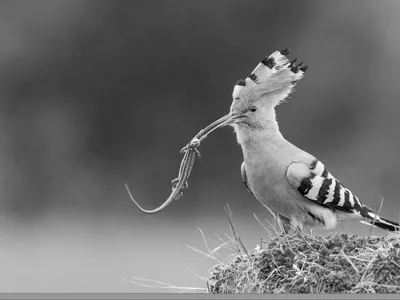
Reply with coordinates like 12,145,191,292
197,48,307,142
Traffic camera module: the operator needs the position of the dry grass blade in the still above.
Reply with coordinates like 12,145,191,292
253,212,293,256
123,277,207,293
197,229,217,255
191,272,208,282
224,204,240,248
224,204,253,263
238,236,253,264
187,228,242,264
214,233,241,254
362,197,385,252
198,228,223,262
340,250,359,273
254,208,281,238
255,206,295,254
186,245,221,264
222,227,242,254
253,213,274,240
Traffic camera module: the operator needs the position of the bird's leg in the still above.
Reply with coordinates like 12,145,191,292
307,226,314,237
277,214,292,236
282,222,292,235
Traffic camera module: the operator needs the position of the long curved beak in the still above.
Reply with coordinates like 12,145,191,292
194,113,241,143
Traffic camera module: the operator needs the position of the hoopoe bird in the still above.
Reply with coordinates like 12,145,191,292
204,48,399,233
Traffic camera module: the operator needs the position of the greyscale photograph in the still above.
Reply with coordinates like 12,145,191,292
1,0,400,296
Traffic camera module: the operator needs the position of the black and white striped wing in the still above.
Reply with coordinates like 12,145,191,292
286,159,399,231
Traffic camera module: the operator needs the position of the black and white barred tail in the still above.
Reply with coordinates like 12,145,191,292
359,213,399,232
295,159,400,232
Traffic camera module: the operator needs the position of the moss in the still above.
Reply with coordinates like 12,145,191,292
206,232,400,294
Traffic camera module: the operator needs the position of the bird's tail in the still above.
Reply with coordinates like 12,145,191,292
359,206,399,231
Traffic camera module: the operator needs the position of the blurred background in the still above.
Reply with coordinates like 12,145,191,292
1,0,400,293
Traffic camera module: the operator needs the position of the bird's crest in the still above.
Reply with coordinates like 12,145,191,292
232,48,307,107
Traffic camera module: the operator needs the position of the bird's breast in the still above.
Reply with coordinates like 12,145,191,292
241,140,310,220
244,152,298,210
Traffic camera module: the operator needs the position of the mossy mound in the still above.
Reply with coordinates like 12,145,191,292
207,232,400,293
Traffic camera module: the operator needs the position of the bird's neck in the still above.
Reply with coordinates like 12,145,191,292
234,117,292,164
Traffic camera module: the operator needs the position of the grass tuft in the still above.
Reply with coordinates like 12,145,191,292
203,206,400,294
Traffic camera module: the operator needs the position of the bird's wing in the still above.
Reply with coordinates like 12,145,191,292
286,159,359,213
286,158,399,231
241,162,254,195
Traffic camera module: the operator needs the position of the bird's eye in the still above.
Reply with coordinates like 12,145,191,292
250,106,257,112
